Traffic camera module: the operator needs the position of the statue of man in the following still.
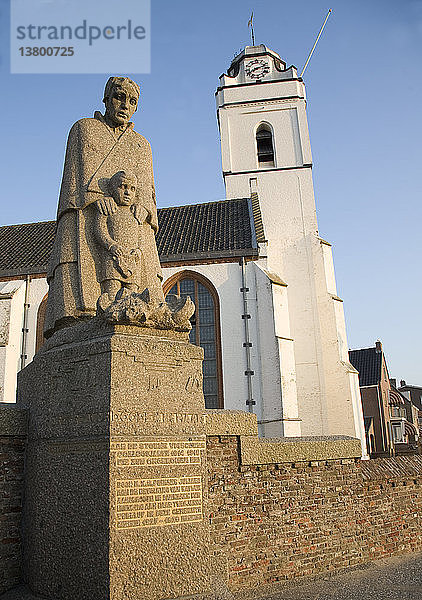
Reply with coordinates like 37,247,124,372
44,77,164,338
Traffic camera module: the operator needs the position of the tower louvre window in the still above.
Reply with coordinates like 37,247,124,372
256,124,275,167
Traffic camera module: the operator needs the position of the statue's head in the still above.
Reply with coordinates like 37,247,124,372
103,76,140,127
109,170,138,206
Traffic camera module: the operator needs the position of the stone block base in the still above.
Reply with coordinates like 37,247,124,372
18,321,215,600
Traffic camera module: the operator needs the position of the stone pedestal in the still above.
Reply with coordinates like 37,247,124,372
18,320,213,600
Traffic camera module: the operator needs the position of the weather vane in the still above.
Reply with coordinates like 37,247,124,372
248,12,255,46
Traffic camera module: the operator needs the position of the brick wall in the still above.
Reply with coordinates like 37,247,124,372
0,407,26,595
1,425,422,596
207,435,422,593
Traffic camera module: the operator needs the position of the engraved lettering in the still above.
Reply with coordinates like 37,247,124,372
110,439,205,467
115,475,203,529
185,376,201,392
147,374,161,390
110,411,206,425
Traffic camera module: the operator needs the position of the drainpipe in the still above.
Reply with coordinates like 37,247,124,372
240,258,255,413
20,275,31,371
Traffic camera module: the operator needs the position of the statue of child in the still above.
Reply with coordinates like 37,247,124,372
93,170,148,309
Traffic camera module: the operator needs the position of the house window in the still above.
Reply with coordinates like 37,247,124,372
392,423,404,443
256,123,275,167
163,271,223,409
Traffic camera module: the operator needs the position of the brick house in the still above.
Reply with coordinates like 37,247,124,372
349,341,419,457
397,380,422,435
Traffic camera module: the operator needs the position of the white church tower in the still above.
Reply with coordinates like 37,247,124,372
216,45,366,453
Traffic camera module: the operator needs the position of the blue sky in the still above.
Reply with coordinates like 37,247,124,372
0,0,421,383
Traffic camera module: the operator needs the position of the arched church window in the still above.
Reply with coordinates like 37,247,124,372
35,293,48,353
256,123,275,167
163,271,223,409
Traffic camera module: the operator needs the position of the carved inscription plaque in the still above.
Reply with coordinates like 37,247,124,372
112,439,205,529
112,439,204,467
116,475,202,528
110,411,206,426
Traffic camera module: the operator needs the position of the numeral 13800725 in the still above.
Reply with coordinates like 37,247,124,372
18,46,74,56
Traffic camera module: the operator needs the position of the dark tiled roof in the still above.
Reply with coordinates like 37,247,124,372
0,221,56,276
157,198,256,260
349,347,382,387
0,198,257,277
399,385,422,411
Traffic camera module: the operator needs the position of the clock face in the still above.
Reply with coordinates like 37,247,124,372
245,59,270,79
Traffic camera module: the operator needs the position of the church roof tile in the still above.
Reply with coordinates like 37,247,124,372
0,198,258,277
0,220,56,277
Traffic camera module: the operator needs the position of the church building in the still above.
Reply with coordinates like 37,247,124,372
0,45,367,455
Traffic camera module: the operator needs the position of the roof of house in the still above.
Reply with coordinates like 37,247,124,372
0,198,259,278
349,347,383,387
399,383,422,391
399,385,422,410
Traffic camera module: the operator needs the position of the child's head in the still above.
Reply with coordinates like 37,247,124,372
109,170,138,206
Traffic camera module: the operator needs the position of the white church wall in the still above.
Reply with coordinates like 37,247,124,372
162,261,291,431
217,80,303,110
329,290,367,455
295,101,313,165
243,262,264,424
332,298,349,363
253,263,301,437
250,169,326,437
312,236,366,451
320,240,337,296
26,277,48,360
0,280,25,403
276,337,300,436
252,263,282,436
221,105,301,174
0,288,13,402
270,279,300,437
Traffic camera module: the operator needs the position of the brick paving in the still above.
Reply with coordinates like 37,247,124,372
1,552,421,599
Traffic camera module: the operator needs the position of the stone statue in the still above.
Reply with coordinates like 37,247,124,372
94,170,146,309
45,76,193,336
